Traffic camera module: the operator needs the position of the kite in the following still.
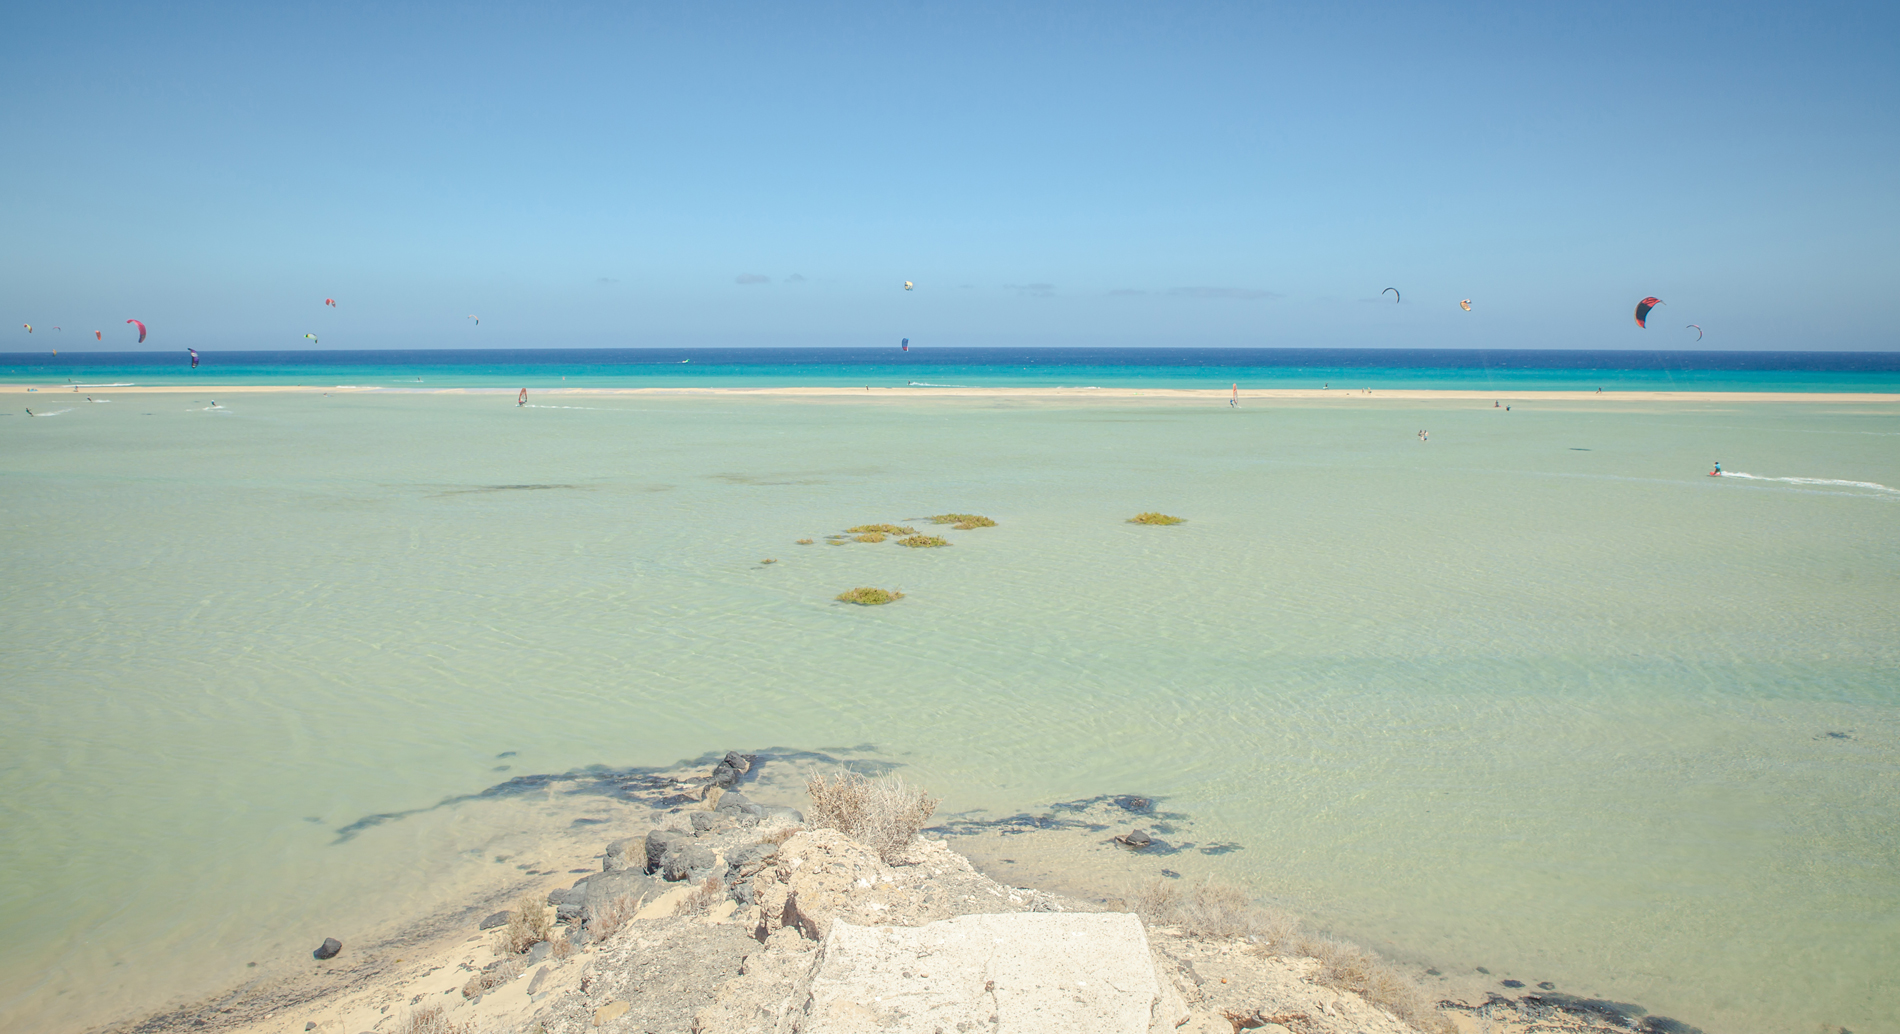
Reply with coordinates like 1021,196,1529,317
325,298,336,307
1634,297,1663,328
1383,288,1400,303
21,324,29,333
1459,300,1472,311
189,348,199,368
901,338,909,351
127,319,146,343
304,334,319,343
1687,324,1703,341
94,331,101,340
903,281,913,291
467,315,480,325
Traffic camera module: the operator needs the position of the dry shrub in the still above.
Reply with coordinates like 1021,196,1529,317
805,770,938,862
584,891,646,944
460,958,524,999
682,876,726,915
403,1006,479,1034
500,895,553,954
1133,878,1448,1034
853,532,886,543
1296,937,1451,1034
1132,878,1295,941
548,934,575,961
836,587,903,605
1129,512,1184,525
896,534,949,548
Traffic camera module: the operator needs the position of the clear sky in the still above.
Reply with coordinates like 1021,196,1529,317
3,1,1895,351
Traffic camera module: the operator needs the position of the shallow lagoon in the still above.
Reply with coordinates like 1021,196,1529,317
1,392,1895,1032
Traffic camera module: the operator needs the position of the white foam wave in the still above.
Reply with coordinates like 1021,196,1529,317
521,404,605,410
1722,472,1900,494
907,382,973,387
72,383,134,388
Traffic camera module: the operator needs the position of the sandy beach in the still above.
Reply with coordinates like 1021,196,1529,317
9,383,1900,403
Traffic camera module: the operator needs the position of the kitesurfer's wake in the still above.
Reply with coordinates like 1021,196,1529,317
1714,470,1900,495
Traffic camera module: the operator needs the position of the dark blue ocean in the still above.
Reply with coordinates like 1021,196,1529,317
5,347,1899,391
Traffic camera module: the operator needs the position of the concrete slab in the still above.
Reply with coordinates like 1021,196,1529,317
801,912,1168,1034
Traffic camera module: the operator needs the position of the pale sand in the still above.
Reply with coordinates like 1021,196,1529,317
7,383,1900,403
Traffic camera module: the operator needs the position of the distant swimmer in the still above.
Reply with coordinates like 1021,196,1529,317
517,388,527,407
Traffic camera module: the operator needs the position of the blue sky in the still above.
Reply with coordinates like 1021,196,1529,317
3,1,1894,351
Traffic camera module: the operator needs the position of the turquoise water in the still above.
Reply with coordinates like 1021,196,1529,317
1,390,1896,1032
6,346,1900,392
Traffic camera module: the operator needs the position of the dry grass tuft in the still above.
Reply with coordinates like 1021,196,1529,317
460,958,524,999
1132,878,1294,941
584,892,646,944
896,534,950,548
930,514,996,528
762,825,804,846
548,934,575,961
402,1006,480,1034
853,532,886,543
682,876,726,915
837,587,903,605
796,538,814,545
499,895,553,954
847,524,916,535
805,770,939,863
1129,512,1184,525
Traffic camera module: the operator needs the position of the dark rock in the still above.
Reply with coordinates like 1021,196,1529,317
1114,829,1153,849
478,910,513,931
664,846,719,883
1640,1018,1703,1034
602,837,641,872
691,811,719,832
1502,979,1524,988
1112,796,1154,813
307,1023,317,1031
1475,966,1490,974
722,751,752,775
1538,982,1556,990
546,886,579,907
580,868,662,923
526,965,551,996
566,923,588,945
526,940,551,964
710,763,743,789
645,829,687,874
312,937,342,960
729,880,757,905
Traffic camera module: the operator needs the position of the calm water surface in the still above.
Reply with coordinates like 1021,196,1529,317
1,389,1895,1033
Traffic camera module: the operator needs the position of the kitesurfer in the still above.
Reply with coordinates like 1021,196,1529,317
1711,461,1722,476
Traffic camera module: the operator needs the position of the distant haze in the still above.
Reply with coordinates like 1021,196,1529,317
2,1,1895,351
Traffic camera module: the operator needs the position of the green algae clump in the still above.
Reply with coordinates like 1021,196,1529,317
854,532,887,543
1129,512,1185,525
930,514,996,529
847,524,916,535
897,534,951,548
796,538,814,545
837,587,904,605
